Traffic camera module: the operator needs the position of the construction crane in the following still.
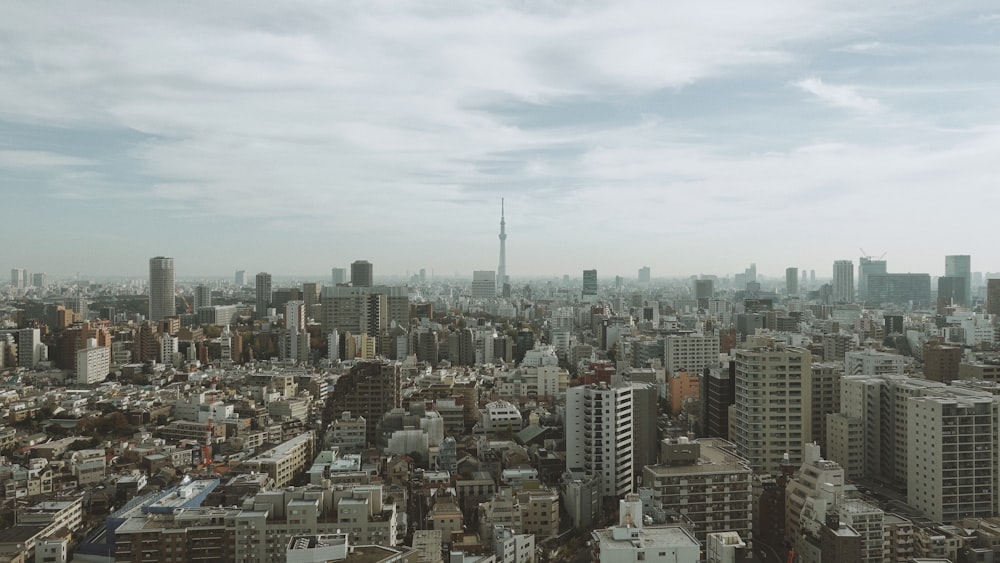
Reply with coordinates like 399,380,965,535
859,248,886,261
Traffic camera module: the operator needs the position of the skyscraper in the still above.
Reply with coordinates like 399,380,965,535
351,260,373,288
582,269,597,299
833,260,854,303
194,285,212,310
858,257,887,303
255,272,272,319
785,267,798,296
234,270,246,287
148,257,175,322
331,267,347,286
945,255,972,307
497,198,507,291
638,266,650,284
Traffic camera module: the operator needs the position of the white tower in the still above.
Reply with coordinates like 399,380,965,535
497,198,507,294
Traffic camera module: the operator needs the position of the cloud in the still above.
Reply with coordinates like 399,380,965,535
0,150,93,168
794,77,884,113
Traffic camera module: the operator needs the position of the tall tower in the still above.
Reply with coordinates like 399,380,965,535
148,257,175,322
255,272,272,319
833,259,854,303
497,198,507,293
945,255,971,307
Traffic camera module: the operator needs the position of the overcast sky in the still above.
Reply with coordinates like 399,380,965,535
2,1,999,280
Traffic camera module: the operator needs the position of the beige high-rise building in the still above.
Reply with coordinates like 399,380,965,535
148,257,175,322
732,342,812,473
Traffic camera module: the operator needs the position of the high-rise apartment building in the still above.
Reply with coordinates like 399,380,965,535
471,270,497,299
732,343,812,473
786,267,798,296
9,268,28,290
664,333,720,374
832,260,854,303
566,383,634,498
945,254,972,307
700,364,735,439
351,260,373,288
148,257,175,322
255,272,272,319
582,269,598,299
908,387,995,523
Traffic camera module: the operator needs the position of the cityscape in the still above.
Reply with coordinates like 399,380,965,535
4,2,1000,563
2,198,1000,563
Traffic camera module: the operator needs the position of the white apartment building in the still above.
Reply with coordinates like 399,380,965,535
664,333,721,374
566,383,634,498
844,348,907,376
591,495,700,563
908,388,996,523
478,401,523,434
76,338,110,384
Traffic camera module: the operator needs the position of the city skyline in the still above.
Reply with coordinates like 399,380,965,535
3,2,1000,276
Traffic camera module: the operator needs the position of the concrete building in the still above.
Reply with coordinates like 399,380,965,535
945,254,972,307
642,438,752,549
664,333,720,374
785,267,798,296
326,360,402,445
472,271,497,299
858,257,887,304
907,387,996,523
566,383,633,498
732,342,812,473
76,338,110,384
844,348,906,376
242,432,316,488
149,256,175,322
582,269,598,299
256,272,273,319
833,260,854,303
591,495,700,563
351,260,373,288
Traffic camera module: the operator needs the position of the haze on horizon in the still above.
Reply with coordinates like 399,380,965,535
2,1,999,279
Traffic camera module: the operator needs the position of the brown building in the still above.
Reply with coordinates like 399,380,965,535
327,360,402,445
989,279,1000,316
924,342,962,383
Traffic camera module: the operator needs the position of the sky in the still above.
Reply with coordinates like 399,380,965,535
2,1,1000,280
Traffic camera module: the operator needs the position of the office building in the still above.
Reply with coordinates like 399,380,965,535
194,285,211,311
638,266,650,284
945,254,972,307
857,258,887,303
281,301,310,363
566,383,634,498
786,267,798,296
234,270,246,286
832,260,854,303
866,273,931,308
471,270,497,299
700,365,735,439
582,269,598,299
148,257,175,322
937,276,966,312
242,432,316,488
732,342,812,473
331,267,347,286
988,279,1000,316
255,272,272,319
351,260,373,288
10,268,27,290
694,279,714,308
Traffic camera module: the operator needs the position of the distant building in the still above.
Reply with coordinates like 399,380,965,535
582,269,598,299
945,254,972,307
149,257,175,322
255,272,272,319
471,270,497,299
832,260,854,303
351,260,374,288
